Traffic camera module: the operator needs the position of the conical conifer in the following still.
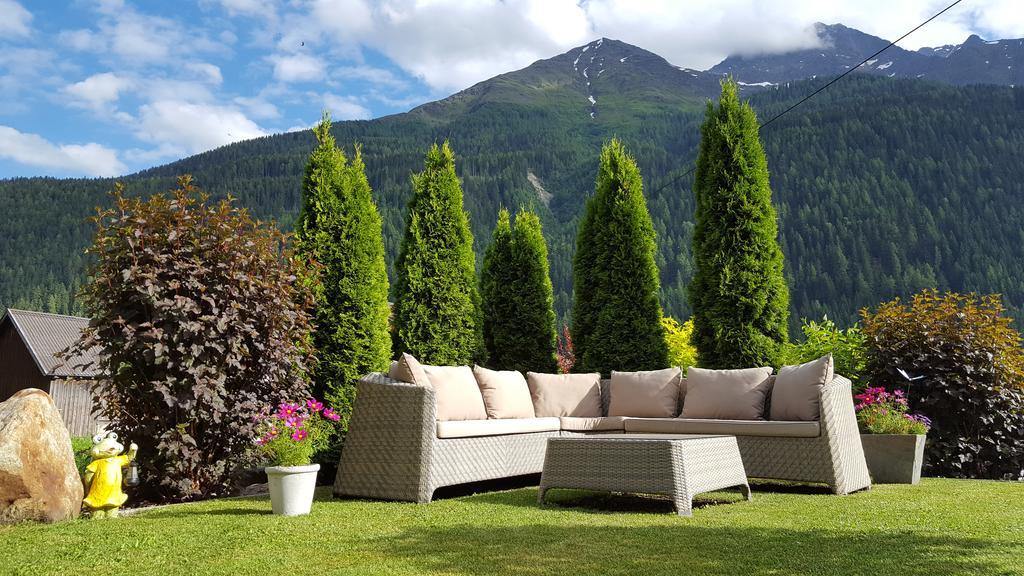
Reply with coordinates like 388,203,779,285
481,207,558,372
690,79,790,368
295,112,392,429
572,139,668,375
392,142,483,364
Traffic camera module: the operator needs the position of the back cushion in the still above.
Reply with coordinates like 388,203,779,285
526,372,603,417
389,353,431,387
473,365,536,419
422,365,487,421
770,354,834,421
681,366,774,420
608,367,682,418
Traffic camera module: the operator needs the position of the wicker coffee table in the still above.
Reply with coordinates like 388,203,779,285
538,434,752,516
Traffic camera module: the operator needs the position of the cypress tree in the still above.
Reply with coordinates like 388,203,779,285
294,113,391,428
690,79,789,369
572,138,668,375
480,207,558,372
393,142,483,364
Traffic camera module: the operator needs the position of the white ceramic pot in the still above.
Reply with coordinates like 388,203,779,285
265,463,320,516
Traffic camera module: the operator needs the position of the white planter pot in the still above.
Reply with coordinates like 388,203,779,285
265,464,320,516
860,434,926,484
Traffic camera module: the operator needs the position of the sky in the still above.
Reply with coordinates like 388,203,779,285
1,0,1021,178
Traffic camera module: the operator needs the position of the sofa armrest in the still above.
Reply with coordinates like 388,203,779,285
818,374,872,493
334,372,437,502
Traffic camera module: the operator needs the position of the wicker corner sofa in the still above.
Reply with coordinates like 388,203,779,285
333,371,871,503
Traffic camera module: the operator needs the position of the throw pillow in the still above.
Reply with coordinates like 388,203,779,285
608,367,682,417
526,372,603,417
473,366,536,419
681,366,774,420
769,354,834,421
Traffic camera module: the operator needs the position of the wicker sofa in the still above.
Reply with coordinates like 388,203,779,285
333,368,871,503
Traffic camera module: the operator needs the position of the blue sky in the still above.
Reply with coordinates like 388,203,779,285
1,0,1018,178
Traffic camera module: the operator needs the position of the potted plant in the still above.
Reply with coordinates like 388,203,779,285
255,398,340,515
855,387,931,484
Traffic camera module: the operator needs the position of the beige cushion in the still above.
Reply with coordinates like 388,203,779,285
608,367,682,418
770,354,834,421
526,372,603,417
389,353,431,386
624,417,820,438
421,365,487,421
559,416,627,432
436,417,560,438
681,366,774,420
473,365,535,419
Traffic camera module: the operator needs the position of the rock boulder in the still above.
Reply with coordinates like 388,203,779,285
0,388,84,524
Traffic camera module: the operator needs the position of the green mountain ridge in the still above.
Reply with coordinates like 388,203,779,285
3,38,1024,333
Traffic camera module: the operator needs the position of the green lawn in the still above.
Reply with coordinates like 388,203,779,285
1,479,1021,575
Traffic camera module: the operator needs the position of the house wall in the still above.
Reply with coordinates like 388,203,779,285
50,379,106,437
0,321,50,401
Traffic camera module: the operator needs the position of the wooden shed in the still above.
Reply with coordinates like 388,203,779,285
0,308,105,436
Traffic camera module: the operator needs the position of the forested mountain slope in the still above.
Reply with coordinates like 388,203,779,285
3,43,1023,332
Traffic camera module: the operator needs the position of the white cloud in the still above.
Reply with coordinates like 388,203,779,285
135,100,268,157
336,65,408,89
234,95,280,119
269,53,326,82
322,93,371,120
185,62,224,85
58,28,106,52
63,72,134,111
0,0,32,37
0,125,126,176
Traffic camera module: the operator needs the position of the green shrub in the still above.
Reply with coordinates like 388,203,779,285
392,141,483,365
780,317,867,390
662,316,697,370
480,208,558,372
690,79,789,368
861,290,1024,480
572,139,667,375
68,178,316,502
71,436,92,479
295,113,391,430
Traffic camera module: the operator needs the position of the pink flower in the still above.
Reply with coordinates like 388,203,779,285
284,415,305,429
268,427,279,437
323,408,341,422
277,403,300,420
292,429,308,441
306,399,324,413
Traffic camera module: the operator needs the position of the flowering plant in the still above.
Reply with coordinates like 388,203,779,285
254,398,341,467
854,387,931,435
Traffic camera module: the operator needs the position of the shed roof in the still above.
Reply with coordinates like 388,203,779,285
1,308,102,378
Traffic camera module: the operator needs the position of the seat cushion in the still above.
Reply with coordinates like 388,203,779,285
608,367,682,418
681,366,773,420
473,365,535,419
388,353,431,387
624,417,821,438
436,417,560,439
559,416,627,432
421,365,487,421
526,372,603,417
770,354,833,421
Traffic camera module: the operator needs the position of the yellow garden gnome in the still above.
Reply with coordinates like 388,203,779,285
83,432,138,518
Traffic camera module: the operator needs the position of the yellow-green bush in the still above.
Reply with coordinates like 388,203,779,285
662,316,697,370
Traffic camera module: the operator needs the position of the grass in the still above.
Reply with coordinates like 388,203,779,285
1,478,1021,576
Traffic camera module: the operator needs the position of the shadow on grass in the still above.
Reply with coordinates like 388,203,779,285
383,523,1006,575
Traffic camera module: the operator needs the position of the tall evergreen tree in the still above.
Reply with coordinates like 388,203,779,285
393,142,483,364
572,139,668,375
481,207,558,372
295,113,391,428
690,79,789,369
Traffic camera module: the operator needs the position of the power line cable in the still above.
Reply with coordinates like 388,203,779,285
649,0,967,196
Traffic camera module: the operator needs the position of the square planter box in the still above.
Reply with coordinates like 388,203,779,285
860,434,926,484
